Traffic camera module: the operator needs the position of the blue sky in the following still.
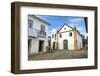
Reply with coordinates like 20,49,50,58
37,15,86,36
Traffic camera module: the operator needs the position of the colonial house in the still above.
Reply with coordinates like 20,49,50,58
51,24,83,50
28,15,50,55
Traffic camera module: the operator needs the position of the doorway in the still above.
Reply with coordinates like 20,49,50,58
63,40,68,49
28,39,32,54
39,40,44,52
53,42,56,50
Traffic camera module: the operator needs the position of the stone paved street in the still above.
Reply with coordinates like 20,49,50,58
28,48,88,60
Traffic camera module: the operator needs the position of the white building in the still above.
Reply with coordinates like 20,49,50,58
51,24,83,50
28,15,50,55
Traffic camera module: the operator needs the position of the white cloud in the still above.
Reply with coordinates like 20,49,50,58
70,18,83,22
48,28,57,36
51,28,57,33
77,27,83,31
68,23,85,33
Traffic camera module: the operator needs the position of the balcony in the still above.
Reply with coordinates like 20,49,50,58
28,28,46,38
37,30,46,37
28,28,37,37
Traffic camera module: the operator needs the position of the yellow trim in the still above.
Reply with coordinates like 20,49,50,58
74,30,77,50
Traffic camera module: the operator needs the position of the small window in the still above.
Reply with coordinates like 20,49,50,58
28,19,33,28
59,34,62,38
64,27,66,30
55,34,56,40
52,34,54,38
41,25,45,32
69,32,72,37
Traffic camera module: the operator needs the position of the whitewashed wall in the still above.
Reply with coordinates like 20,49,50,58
51,24,83,50
58,25,74,50
51,25,75,50
50,32,57,49
59,24,72,32
30,38,39,54
28,16,48,32
76,32,83,49
58,31,74,50
28,16,49,54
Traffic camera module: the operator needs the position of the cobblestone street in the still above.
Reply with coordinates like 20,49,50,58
28,48,88,60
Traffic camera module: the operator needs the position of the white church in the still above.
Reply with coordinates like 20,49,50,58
51,24,83,50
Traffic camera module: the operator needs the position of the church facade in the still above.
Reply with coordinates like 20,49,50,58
51,24,83,50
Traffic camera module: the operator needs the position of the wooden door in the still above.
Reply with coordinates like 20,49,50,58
63,40,68,49
53,42,55,50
